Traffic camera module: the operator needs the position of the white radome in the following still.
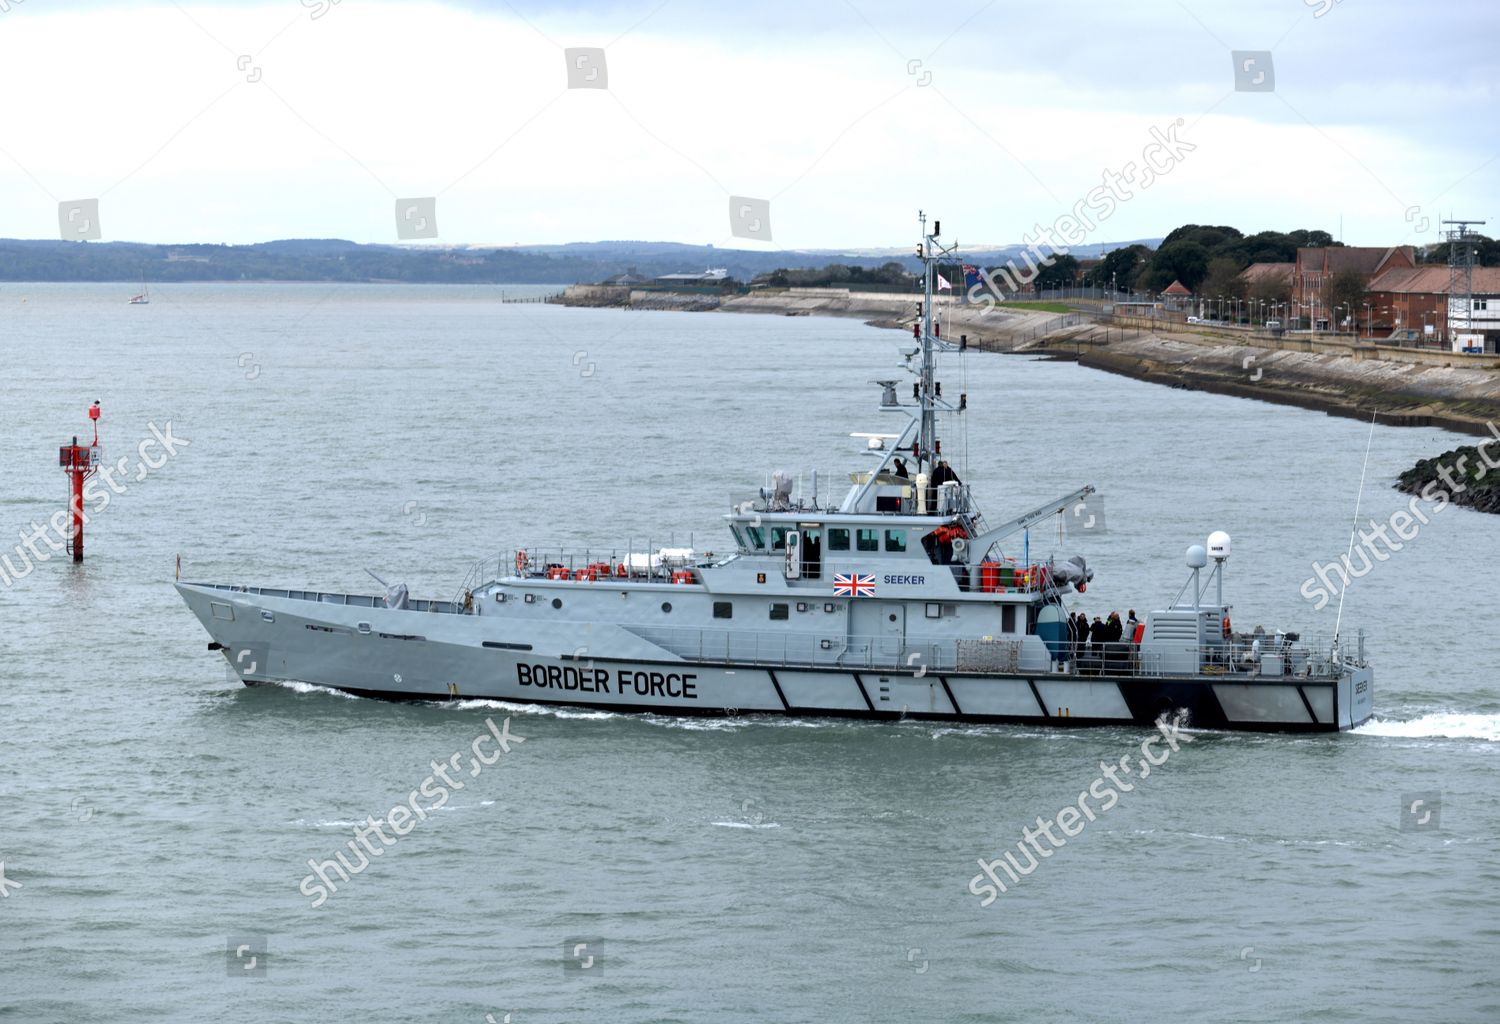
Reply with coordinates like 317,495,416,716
1207,531,1232,560
1186,544,1208,569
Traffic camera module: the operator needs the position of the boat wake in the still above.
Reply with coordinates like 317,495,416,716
1353,712,1500,742
446,698,617,720
270,680,360,700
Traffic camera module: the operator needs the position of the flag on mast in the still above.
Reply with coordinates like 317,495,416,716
937,272,952,291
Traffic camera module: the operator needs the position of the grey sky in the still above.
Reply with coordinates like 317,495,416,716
0,0,1492,248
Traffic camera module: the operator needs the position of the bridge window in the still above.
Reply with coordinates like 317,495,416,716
856,528,879,552
730,526,746,549
746,525,765,549
828,528,850,551
769,603,789,620
771,527,790,550
885,529,906,552
713,601,733,619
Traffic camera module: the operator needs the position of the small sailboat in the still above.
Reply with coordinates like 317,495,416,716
128,271,150,305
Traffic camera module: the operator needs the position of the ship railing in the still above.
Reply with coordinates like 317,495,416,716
953,559,1060,594
1065,631,1362,680
618,624,1363,678
727,481,982,519
456,545,725,601
193,582,467,615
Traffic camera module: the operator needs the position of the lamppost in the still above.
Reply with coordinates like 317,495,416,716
1363,302,1373,340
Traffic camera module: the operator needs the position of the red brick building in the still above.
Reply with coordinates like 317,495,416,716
1292,246,1414,331
1365,265,1500,351
1237,262,1294,295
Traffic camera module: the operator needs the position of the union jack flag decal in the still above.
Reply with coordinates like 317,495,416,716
833,573,876,597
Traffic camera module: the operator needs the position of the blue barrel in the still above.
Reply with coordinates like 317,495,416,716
1035,603,1067,660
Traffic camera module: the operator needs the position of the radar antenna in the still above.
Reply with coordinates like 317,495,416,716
915,211,961,473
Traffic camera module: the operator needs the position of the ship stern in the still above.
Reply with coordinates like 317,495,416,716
1341,664,1374,730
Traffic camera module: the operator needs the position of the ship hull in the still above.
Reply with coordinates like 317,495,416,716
177,582,1373,733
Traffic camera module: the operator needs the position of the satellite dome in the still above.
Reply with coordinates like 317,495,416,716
1186,544,1208,569
1207,531,1232,560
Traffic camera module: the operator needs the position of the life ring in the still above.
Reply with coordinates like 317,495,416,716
515,549,528,575
1222,615,1232,638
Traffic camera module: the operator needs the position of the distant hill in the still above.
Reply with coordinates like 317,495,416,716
0,236,1164,285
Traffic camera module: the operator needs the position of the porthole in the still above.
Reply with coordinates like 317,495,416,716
661,602,672,613
551,598,562,609
888,613,897,622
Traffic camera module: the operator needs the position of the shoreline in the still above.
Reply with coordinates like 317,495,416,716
555,284,1500,438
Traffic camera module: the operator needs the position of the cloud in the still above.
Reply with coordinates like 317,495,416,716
0,0,1490,247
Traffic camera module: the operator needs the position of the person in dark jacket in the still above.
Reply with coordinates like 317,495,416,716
928,459,961,512
891,456,909,479
1073,612,1089,660
1106,612,1123,643
1089,616,1106,653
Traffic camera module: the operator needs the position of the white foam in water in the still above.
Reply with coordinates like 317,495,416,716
710,820,781,829
273,680,359,700
447,698,617,720
1354,712,1500,742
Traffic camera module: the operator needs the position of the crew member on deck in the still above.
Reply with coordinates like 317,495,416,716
928,459,961,511
892,456,909,479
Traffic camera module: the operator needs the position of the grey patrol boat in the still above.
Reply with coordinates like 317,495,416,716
177,216,1374,733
